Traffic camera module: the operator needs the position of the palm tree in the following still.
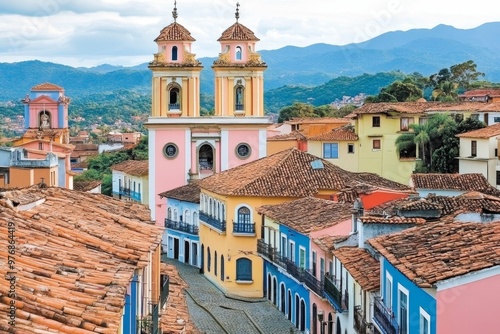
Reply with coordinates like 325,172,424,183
395,120,432,171
432,81,458,101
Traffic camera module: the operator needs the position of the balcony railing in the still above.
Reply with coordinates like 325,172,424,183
168,103,180,110
283,257,305,282
165,218,199,235
199,211,226,232
373,297,398,334
324,274,344,312
235,104,244,111
304,269,323,296
233,221,255,234
354,305,373,334
119,186,131,196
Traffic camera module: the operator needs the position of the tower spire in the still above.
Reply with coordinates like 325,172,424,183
172,0,178,22
235,2,240,22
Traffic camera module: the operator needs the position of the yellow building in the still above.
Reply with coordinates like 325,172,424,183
196,147,410,297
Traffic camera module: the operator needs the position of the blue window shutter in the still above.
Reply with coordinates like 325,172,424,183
236,258,252,281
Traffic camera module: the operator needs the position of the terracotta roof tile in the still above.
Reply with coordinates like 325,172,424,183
352,101,490,116
0,187,162,333
111,160,148,177
426,192,500,215
411,173,500,196
199,148,410,197
286,117,350,125
456,123,500,138
360,216,426,224
73,180,102,192
31,82,64,91
459,89,500,98
332,247,380,291
257,197,353,234
154,22,195,41
217,22,259,41
368,221,500,287
158,182,200,203
308,126,358,141
267,131,307,141
313,235,350,252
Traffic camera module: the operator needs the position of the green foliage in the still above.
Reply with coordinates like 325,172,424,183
74,169,102,182
395,113,486,174
277,102,342,123
101,174,112,196
428,61,485,101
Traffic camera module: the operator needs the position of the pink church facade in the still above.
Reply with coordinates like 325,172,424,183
146,4,270,225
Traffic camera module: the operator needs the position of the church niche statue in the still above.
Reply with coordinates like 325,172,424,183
40,112,51,129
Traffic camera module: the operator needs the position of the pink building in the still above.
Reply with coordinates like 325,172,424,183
146,3,270,224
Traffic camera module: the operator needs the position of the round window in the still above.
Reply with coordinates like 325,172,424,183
163,143,178,159
235,143,251,159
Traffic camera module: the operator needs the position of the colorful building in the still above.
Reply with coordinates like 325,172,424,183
111,160,149,204
368,221,500,334
159,181,201,267
146,3,270,225
12,82,75,188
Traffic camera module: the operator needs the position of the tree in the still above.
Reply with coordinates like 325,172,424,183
429,68,452,88
277,102,318,122
431,81,459,101
377,81,423,102
450,60,485,89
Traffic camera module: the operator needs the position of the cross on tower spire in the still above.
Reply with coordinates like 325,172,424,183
235,2,240,22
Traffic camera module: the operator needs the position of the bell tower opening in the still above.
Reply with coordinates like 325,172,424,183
198,144,214,178
39,110,51,129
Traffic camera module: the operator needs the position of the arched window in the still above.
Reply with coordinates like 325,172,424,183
236,46,242,60
222,204,226,221
220,255,225,281
168,86,180,110
173,209,178,222
185,210,190,225
193,212,198,225
172,46,178,61
237,206,251,224
236,257,252,281
214,251,218,276
167,208,172,219
217,202,220,220
209,198,213,216
207,247,211,272
235,85,244,110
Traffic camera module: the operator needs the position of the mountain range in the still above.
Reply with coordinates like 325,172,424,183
1,22,499,104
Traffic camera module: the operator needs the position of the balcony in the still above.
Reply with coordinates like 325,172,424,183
257,239,287,268
233,221,255,235
165,219,199,235
324,274,344,312
354,305,373,334
373,297,398,334
303,269,323,296
199,211,226,232
283,257,305,282
119,186,131,196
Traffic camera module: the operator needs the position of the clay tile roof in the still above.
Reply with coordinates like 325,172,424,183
411,173,500,196
31,82,64,91
158,181,200,203
424,101,486,112
456,123,500,138
286,117,350,125
370,197,443,216
313,235,349,252
217,22,259,41
199,148,410,197
352,102,431,115
267,131,307,141
426,192,500,215
73,180,102,192
154,22,196,41
74,144,99,151
332,247,380,291
477,102,500,112
368,221,500,287
459,89,500,97
0,187,162,333
308,126,358,141
111,160,149,177
360,216,426,224
257,197,353,234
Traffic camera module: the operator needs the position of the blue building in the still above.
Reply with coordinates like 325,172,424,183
160,182,201,267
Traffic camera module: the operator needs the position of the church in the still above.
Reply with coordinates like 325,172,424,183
146,3,270,224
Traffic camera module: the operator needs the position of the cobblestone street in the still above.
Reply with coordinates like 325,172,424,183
161,256,302,334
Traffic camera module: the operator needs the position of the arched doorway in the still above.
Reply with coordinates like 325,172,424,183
267,274,272,301
295,295,300,328
287,290,292,321
198,144,214,177
312,304,317,334
336,317,341,334
328,313,334,334
280,284,286,314
273,277,277,306
300,299,306,331
184,240,190,264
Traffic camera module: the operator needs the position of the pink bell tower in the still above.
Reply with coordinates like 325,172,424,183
146,2,270,223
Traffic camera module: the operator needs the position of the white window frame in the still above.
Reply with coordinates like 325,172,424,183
289,240,296,262
299,246,306,269
281,235,287,257
385,271,393,311
398,283,409,334
419,307,430,334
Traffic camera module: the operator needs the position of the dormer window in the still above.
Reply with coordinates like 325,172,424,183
236,46,242,60
172,46,178,61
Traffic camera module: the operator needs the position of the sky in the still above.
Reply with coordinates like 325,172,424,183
0,0,498,68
